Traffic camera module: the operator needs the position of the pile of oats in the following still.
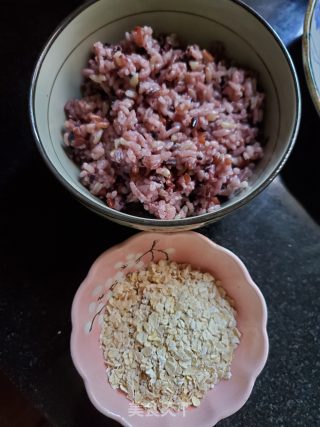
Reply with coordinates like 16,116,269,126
101,260,240,412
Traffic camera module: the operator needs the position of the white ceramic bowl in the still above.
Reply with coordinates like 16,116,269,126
303,0,320,116
71,231,268,427
30,0,301,231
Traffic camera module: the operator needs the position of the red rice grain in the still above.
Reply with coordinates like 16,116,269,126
64,26,264,219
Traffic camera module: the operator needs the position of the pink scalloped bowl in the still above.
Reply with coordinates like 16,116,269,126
71,232,268,427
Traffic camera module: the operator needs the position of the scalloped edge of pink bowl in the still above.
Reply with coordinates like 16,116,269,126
71,231,269,427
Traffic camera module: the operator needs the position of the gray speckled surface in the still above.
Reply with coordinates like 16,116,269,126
1,178,319,427
203,180,320,426
245,0,306,45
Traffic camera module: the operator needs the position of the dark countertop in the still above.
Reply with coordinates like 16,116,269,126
0,1,320,426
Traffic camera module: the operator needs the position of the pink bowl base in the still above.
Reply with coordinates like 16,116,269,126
71,231,268,427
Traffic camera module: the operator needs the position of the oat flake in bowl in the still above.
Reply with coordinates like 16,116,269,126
101,260,240,412
71,231,269,425
64,26,264,220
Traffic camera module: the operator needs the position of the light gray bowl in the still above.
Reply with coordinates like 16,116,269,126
30,0,301,231
303,0,320,117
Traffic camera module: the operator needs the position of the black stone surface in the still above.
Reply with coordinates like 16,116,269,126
0,0,320,426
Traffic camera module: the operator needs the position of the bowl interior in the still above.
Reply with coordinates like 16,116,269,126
71,232,268,427
32,0,299,225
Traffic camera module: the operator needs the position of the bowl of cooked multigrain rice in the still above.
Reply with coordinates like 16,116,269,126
30,0,300,230
70,232,268,426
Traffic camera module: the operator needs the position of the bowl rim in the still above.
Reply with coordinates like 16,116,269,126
303,0,320,117
29,0,301,229
70,231,269,427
